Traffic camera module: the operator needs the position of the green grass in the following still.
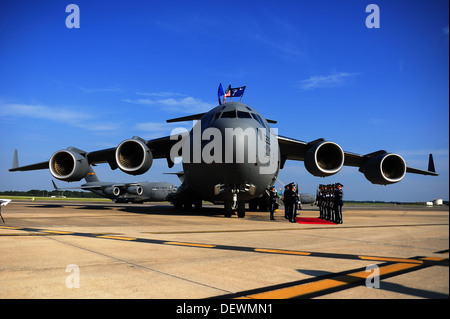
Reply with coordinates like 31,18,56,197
3,195,112,202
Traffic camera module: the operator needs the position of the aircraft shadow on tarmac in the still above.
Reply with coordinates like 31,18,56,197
27,202,285,221
28,202,229,217
295,269,449,299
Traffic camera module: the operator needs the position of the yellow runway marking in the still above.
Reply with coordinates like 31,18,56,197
164,241,216,248
241,262,421,299
254,248,311,256
41,230,74,234
97,235,136,241
359,256,423,264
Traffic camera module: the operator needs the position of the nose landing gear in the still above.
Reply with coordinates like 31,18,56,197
224,188,246,218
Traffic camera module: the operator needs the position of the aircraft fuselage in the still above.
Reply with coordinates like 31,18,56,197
180,102,280,204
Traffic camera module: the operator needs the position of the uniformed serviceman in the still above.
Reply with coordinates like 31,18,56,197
283,184,291,220
290,184,299,223
323,185,330,221
329,184,335,222
334,183,344,224
317,185,324,219
269,186,279,220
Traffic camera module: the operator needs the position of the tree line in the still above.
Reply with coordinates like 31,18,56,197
0,190,102,198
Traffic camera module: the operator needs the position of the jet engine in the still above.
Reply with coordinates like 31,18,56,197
104,186,121,196
49,148,90,182
304,141,344,177
127,185,143,195
361,153,406,185
115,137,153,175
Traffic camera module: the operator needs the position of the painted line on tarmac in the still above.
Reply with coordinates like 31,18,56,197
2,225,448,298
143,223,449,235
0,225,439,266
214,256,449,299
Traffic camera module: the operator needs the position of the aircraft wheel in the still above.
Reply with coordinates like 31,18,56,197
194,199,202,210
224,201,232,218
183,199,192,211
237,201,246,218
173,200,182,209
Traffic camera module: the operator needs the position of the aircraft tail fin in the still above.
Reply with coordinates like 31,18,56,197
84,166,100,183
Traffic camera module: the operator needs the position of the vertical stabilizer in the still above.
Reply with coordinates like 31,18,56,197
84,165,100,183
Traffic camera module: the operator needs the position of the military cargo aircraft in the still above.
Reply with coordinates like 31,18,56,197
50,163,177,203
9,85,438,217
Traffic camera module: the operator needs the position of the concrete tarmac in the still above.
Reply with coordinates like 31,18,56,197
0,200,448,299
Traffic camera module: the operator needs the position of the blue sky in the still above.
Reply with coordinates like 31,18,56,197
0,0,448,202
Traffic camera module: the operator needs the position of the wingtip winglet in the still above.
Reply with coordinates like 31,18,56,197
11,149,19,170
428,153,436,173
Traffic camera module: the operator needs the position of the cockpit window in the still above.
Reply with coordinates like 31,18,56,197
251,113,267,128
237,111,252,119
212,111,221,122
220,110,236,118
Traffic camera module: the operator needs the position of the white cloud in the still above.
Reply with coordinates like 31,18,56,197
0,103,91,122
123,93,214,114
299,72,360,90
0,102,119,132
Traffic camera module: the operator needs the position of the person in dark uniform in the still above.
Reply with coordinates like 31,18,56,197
269,186,279,220
317,185,324,219
334,183,344,223
283,184,291,220
323,185,329,221
290,184,299,223
329,184,335,222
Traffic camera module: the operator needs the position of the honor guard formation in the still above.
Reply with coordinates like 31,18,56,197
316,183,344,224
270,182,301,223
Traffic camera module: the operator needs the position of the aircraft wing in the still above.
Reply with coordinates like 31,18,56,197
277,135,438,184
9,161,49,172
86,134,187,170
10,133,188,174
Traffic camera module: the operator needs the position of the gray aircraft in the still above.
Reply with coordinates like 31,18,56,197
9,87,438,217
299,193,316,204
14,151,177,204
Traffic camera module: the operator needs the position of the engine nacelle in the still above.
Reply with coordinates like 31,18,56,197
304,141,344,177
127,185,143,195
361,153,406,185
103,186,121,196
115,137,153,175
49,149,90,182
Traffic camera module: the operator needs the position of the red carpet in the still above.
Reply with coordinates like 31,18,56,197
295,217,337,225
